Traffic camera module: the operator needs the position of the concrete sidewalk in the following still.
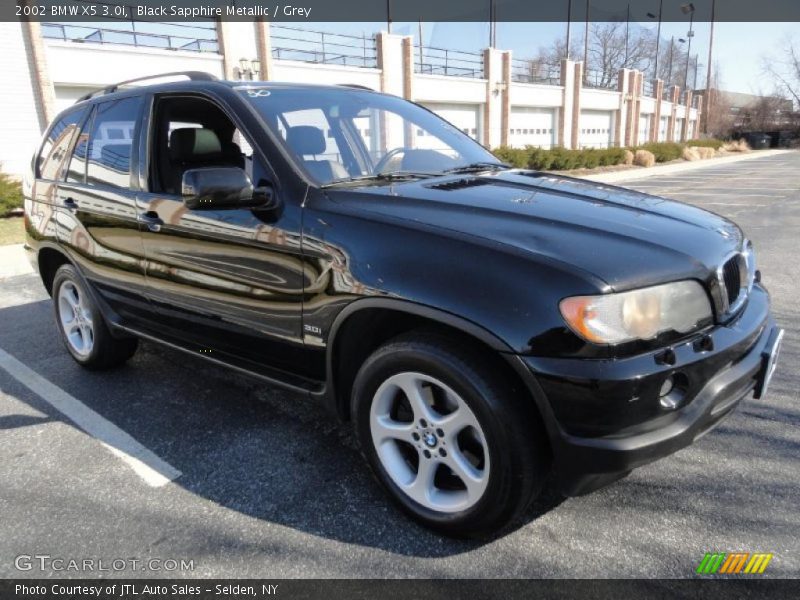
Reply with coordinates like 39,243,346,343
0,244,33,279
580,149,795,183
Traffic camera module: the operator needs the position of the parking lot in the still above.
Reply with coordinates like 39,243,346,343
1,151,798,578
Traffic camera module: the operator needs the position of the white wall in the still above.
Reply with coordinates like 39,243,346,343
414,74,486,104
0,22,46,175
45,40,224,87
272,60,381,90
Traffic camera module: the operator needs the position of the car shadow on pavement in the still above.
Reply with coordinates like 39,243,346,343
0,297,566,558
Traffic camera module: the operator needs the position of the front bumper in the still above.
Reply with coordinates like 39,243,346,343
520,284,780,496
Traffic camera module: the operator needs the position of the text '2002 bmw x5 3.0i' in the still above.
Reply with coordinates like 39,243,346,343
24,72,783,537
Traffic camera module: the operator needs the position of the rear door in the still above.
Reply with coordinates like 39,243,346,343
28,106,87,246
55,94,152,325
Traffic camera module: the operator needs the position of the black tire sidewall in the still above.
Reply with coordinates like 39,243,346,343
353,338,538,535
52,265,108,366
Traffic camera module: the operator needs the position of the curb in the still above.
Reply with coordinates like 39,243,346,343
578,149,795,184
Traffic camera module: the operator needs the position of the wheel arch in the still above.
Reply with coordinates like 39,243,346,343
37,244,73,296
323,298,559,445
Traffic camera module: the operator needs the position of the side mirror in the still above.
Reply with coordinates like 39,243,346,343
181,167,277,211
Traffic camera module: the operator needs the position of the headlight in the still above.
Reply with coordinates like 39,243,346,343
559,281,712,345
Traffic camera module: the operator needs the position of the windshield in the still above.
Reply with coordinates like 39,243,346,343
238,86,503,185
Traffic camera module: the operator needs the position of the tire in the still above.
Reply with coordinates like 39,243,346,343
52,264,138,370
352,331,549,537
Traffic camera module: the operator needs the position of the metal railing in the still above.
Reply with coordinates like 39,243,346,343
642,80,655,98
662,88,673,102
511,59,560,85
271,25,377,69
41,22,219,53
415,46,484,79
583,69,617,90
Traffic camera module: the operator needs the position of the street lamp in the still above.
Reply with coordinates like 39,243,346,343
647,0,663,81
681,2,696,90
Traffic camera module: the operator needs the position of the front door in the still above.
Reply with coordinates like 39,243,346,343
134,93,314,387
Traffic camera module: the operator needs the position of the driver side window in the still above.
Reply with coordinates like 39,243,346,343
149,95,253,195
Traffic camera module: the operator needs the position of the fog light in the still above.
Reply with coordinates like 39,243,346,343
659,373,688,410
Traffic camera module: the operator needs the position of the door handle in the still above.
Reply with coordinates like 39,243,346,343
138,210,164,233
62,197,78,213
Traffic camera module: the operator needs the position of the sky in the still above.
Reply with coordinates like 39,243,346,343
297,20,799,95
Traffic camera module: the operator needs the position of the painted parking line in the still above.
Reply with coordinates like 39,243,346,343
0,347,181,487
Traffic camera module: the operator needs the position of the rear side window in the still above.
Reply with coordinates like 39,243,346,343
85,97,143,188
37,108,86,181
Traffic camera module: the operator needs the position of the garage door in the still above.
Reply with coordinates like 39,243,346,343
674,118,684,142
638,114,651,144
579,110,614,148
423,103,482,144
509,107,556,149
658,116,669,142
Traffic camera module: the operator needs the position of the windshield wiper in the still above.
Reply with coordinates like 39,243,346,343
323,171,433,187
441,162,510,174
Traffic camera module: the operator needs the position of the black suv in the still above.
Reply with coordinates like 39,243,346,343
25,72,782,536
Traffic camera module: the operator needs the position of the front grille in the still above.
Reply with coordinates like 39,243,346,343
721,256,742,307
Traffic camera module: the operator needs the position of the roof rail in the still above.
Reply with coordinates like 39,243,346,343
338,83,374,91
76,71,218,103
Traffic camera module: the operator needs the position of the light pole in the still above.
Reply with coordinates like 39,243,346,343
704,0,717,133
583,0,590,83
681,3,695,90
565,0,573,59
647,0,663,81
624,3,630,66
667,36,677,85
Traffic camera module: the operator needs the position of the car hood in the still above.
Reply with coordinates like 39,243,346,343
325,169,744,291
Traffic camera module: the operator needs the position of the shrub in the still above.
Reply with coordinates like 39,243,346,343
634,149,656,167
492,146,528,168
637,142,683,162
696,146,716,159
721,139,751,153
492,145,634,172
600,147,627,166
0,172,23,217
580,148,601,169
687,138,724,150
623,149,635,165
524,147,551,170
682,146,701,161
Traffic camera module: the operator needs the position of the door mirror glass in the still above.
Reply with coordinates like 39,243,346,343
181,167,274,210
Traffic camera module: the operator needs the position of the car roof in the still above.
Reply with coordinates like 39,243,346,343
71,78,376,109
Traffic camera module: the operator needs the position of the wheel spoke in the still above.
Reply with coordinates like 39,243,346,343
372,415,414,442
405,455,437,503
66,285,80,310
446,447,487,498
437,406,478,435
394,373,437,423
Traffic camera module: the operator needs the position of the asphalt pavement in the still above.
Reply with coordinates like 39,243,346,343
0,151,798,578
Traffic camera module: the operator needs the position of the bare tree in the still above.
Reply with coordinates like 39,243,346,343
526,23,658,89
763,35,800,108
